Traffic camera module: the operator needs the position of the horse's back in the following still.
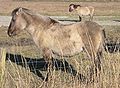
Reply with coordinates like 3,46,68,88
76,7,89,15
42,22,83,56
39,21,103,57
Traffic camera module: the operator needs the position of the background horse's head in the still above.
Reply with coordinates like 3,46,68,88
8,7,27,37
69,4,81,12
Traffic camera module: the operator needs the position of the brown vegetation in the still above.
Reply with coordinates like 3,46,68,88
0,1,120,88
0,23,120,88
0,1,120,16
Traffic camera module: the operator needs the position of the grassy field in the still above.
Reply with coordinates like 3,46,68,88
0,22,120,88
0,1,120,88
13,0,120,2
0,1,120,16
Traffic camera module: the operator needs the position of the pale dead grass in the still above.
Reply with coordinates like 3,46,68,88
2,51,120,88
0,1,120,16
0,25,119,88
0,1,120,86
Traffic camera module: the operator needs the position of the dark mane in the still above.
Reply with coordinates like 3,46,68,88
12,7,59,24
49,17,59,24
69,4,74,7
69,4,81,9
11,7,19,16
12,7,30,15
74,5,81,9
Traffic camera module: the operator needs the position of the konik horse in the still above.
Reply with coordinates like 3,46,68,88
8,7,104,82
69,4,94,21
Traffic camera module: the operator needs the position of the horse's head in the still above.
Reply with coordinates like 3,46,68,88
69,4,81,12
69,4,75,12
8,7,27,37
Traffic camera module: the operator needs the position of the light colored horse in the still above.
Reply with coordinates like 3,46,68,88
8,7,104,81
69,4,94,21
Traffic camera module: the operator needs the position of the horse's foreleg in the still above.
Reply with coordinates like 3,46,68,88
42,48,53,81
46,58,53,81
79,16,82,22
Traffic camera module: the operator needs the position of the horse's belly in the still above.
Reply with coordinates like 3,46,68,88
52,29,84,56
52,40,84,57
52,36,84,56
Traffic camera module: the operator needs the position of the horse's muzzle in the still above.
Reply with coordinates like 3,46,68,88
7,31,13,37
69,8,73,12
7,29,16,37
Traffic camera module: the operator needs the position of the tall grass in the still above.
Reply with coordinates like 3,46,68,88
0,48,6,88
2,45,120,88
0,20,120,88
13,0,120,2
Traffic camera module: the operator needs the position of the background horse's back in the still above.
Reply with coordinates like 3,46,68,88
69,4,94,21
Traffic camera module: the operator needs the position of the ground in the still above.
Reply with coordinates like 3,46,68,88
0,1,120,88
0,1,120,16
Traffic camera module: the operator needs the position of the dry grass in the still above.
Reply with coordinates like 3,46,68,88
0,24,119,88
0,1,120,87
0,1,120,16
2,47,120,88
0,48,6,88
13,0,120,1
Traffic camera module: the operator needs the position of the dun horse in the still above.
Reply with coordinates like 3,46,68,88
69,4,94,21
8,7,104,81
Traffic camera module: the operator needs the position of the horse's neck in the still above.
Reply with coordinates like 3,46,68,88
24,13,54,36
24,13,48,25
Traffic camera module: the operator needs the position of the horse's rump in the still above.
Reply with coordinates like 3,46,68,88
76,21,103,59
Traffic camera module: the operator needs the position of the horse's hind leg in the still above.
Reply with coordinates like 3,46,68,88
96,42,103,73
66,58,87,82
88,57,101,83
89,49,103,83
45,58,53,81
89,15,93,21
96,50,103,72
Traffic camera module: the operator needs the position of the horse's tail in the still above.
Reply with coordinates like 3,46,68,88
102,28,106,39
101,28,107,52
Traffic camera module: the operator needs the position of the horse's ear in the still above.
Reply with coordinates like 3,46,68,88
16,8,22,15
74,5,79,9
